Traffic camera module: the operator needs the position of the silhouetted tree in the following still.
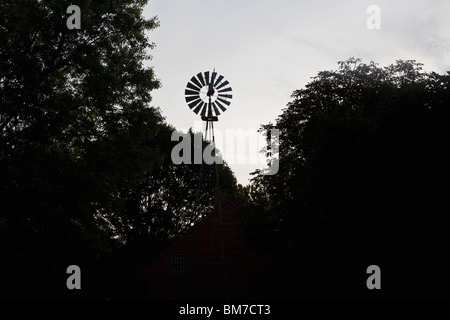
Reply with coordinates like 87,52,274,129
0,0,162,298
1,0,249,299
250,58,450,298
103,124,242,260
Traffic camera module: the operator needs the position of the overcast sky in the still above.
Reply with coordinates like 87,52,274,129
143,0,450,186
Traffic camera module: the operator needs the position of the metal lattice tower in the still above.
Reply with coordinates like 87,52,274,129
183,70,232,299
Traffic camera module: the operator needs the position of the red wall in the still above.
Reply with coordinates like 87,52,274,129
136,200,266,299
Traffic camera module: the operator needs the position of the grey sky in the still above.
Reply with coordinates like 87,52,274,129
143,0,450,185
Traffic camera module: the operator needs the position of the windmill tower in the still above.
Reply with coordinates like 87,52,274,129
183,70,232,299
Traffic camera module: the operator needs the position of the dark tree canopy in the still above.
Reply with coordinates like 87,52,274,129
0,1,244,299
0,0,161,298
105,125,242,259
249,58,450,298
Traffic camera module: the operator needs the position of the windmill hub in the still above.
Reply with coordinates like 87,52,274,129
202,85,218,102
207,83,215,97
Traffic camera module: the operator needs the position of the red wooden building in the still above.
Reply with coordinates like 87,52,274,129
134,195,267,299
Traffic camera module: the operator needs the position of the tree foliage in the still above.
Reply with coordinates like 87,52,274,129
0,0,245,298
250,58,450,298
0,0,162,297
102,125,242,258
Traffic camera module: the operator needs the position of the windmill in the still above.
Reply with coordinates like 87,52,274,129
185,70,232,121
184,70,232,299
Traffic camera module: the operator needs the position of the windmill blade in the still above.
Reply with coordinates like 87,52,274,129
185,71,232,118
218,87,232,93
185,95,200,103
193,102,205,115
217,97,231,106
215,80,229,90
185,89,200,96
218,93,232,99
200,102,208,115
215,100,227,112
200,104,207,117
190,76,202,89
201,106,212,117
187,81,201,92
187,98,202,110
211,72,217,86
214,75,224,87
212,103,221,116
197,72,206,86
